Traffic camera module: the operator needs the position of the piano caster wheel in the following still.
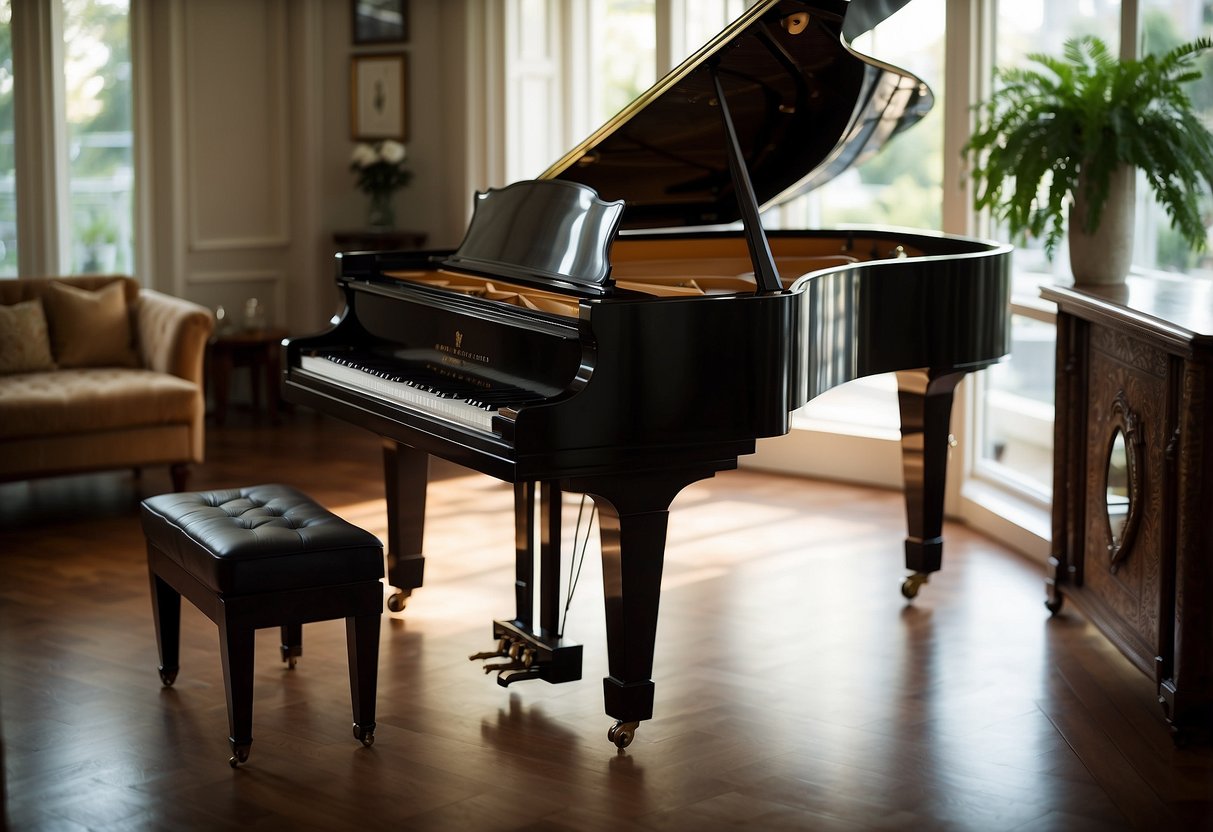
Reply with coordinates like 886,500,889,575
901,572,929,600
158,666,178,686
229,742,251,768
608,720,638,749
1045,594,1065,616
281,644,301,669
353,723,376,747
386,591,409,613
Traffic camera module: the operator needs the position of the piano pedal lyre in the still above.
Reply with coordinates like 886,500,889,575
468,619,582,687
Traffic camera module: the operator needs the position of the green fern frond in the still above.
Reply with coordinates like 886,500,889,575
964,34,1213,258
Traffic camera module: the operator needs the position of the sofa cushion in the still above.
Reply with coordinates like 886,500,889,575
45,280,139,368
0,299,57,375
0,368,199,440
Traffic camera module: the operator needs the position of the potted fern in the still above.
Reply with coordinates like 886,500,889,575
964,35,1213,285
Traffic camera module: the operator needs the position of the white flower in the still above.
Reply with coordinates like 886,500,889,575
350,143,378,168
379,140,407,164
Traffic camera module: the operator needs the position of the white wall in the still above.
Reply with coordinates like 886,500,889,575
136,0,470,336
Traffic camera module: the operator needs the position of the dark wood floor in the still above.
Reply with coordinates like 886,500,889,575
2,409,1211,831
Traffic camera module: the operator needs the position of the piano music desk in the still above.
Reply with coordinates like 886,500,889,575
207,327,289,426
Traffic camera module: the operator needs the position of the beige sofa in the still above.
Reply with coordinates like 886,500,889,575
0,275,214,491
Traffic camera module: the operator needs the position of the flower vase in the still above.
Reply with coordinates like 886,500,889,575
367,190,395,229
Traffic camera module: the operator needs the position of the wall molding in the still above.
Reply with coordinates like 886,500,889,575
181,0,291,252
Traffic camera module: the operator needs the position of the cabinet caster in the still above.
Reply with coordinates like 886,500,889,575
353,723,376,747
158,666,178,686
1045,594,1065,616
901,572,929,600
386,591,410,613
608,720,638,749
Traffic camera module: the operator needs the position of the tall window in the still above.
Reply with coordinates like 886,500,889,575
777,0,947,438
2,0,130,278
63,0,131,274
972,2,1124,500
1137,0,1213,276
967,0,1211,554
500,0,1213,558
589,0,656,125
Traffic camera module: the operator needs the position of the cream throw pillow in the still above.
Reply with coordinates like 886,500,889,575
0,298,57,375
46,280,139,368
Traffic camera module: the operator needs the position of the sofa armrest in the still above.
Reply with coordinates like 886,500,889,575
135,290,215,384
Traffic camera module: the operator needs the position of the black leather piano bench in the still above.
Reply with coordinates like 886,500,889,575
139,484,385,768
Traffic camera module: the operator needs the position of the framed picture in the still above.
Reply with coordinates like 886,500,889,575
350,54,408,141
352,0,408,45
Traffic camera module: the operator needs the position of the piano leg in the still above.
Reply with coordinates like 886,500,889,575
566,465,724,749
895,369,965,600
383,440,428,612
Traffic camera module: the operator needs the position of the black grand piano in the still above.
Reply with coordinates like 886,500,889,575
284,0,1011,748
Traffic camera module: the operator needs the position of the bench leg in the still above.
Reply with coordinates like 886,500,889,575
148,569,181,686
279,623,302,669
218,618,256,767
346,614,380,747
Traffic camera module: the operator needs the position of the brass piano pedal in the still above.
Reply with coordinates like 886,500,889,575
482,659,527,674
468,637,512,662
497,666,547,686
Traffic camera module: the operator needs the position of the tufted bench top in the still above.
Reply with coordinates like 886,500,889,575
140,484,384,595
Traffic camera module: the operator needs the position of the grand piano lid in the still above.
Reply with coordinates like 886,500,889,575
541,0,930,231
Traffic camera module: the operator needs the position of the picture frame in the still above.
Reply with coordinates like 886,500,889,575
350,54,408,141
351,0,408,45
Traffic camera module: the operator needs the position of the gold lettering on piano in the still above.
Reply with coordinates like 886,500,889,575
435,332,491,367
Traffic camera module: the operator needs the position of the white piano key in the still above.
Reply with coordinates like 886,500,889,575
299,355,498,432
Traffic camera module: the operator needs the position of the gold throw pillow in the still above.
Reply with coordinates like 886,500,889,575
45,280,139,368
0,298,57,375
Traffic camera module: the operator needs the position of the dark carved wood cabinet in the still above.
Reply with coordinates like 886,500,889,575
1044,277,1213,742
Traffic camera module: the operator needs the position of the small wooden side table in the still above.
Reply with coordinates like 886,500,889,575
208,328,289,425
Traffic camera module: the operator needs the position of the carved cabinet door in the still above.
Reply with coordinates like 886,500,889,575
1079,325,1174,681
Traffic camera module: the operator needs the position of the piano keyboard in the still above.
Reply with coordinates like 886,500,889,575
299,351,540,433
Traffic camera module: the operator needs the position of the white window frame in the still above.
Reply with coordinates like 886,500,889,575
485,0,1183,565
8,0,138,279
